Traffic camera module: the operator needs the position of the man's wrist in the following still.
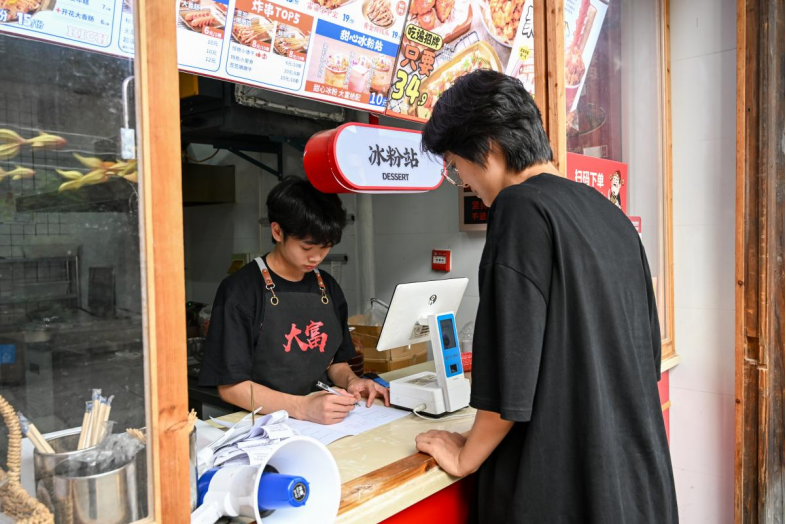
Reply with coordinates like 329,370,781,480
291,395,306,420
345,373,361,389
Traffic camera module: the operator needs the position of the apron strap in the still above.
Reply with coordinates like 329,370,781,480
313,268,330,305
255,257,330,306
255,257,279,306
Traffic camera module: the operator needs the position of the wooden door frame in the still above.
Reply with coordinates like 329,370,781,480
134,0,191,520
734,0,784,521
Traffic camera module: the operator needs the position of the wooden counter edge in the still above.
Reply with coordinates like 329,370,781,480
338,448,447,514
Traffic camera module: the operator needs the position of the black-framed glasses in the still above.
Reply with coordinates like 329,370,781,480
440,162,469,188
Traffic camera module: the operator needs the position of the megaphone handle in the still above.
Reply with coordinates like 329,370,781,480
191,501,222,524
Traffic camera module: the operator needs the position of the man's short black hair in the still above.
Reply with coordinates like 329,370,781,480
421,70,553,171
266,176,346,246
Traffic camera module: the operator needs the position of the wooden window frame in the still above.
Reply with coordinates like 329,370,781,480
536,0,677,366
134,0,191,520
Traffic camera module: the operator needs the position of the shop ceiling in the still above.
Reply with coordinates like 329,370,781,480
180,77,346,179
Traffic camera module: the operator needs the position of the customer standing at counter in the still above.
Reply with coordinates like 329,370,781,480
415,71,678,523
199,176,389,424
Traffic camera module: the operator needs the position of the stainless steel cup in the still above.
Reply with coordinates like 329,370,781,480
52,455,138,524
33,433,97,513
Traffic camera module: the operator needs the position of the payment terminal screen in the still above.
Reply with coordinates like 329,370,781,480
440,318,457,349
438,315,462,378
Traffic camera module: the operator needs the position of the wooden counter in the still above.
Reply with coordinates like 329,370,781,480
217,362,476,523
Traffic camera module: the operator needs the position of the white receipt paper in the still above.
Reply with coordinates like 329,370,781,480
286,403,411,446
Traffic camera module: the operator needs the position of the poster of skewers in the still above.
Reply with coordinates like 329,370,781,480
384,0,534,123
225,0,314,91
176,0,229,72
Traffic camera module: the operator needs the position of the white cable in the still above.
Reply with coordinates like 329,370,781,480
412,404,474,421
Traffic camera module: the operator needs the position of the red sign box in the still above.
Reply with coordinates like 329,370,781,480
566,152,628,214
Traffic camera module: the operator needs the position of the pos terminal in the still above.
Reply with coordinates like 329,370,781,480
375,278,471,416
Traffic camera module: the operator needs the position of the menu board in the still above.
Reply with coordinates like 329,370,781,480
0,0,410,113
0,0,123,52
564,0,607,113
385,0,534,123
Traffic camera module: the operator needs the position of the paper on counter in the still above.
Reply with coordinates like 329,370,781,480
286,403,411,446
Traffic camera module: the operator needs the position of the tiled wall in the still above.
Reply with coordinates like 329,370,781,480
371,183,484,333
669,0,737,522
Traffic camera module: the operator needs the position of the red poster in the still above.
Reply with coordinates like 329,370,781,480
566,152,627,214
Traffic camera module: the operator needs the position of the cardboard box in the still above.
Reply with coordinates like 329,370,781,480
349,315,428,373
363,352,428,374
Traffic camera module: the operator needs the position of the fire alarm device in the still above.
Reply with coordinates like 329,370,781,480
432,250,451,272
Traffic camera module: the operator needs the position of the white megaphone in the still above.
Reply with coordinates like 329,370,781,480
191,436,341,524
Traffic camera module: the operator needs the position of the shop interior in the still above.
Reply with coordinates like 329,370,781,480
0,0,667,459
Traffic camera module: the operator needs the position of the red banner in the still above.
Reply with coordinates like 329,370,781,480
566,152,628,214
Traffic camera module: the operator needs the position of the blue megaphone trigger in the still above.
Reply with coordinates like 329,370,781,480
197,466,310,514
258,470,310,511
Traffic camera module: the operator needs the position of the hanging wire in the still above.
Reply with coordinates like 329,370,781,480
184,147,220,164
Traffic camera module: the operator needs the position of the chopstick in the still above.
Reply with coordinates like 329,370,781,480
76,401,92,450
18,413,54,454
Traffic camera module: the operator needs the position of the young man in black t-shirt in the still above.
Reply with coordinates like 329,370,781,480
199,176,389,424
415,70,678,523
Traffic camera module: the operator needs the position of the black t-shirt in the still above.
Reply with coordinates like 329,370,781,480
198,256,356,388
470,174,678,523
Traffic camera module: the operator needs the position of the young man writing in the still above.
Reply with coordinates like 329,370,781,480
415,70,678,523
199,176,389,424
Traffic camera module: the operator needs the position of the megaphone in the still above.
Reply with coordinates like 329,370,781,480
191,436,340,524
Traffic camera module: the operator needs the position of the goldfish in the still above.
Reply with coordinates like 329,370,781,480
26,132,67,149
58,170,109,192
0,129,25,160
55,169,85,181
73,153,111,169
122,171,138,183
0,129,25,143
0,166,35,180
0,143,21,160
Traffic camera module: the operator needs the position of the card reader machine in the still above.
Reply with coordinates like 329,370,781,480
375,278,471,416
388,311,471,416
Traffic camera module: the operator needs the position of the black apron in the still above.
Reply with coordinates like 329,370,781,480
252,257,343,396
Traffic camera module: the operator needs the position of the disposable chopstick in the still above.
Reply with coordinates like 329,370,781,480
18,413,54,454
76,401,91,450
78,401,94,450
87,390,103,448
95,395,113,444
28,423,55,454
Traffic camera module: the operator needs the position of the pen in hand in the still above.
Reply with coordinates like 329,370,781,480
316,381,360,407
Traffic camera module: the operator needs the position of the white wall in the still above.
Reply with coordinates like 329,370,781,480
371,182,486,332
669,0,737,522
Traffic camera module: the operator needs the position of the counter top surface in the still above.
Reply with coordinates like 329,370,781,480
216,361,476,523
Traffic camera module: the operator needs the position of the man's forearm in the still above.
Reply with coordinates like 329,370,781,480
458,409,515,475
218,381,305,419
327,363,358,389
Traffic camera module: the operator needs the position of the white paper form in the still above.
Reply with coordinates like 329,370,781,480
286,403,411,446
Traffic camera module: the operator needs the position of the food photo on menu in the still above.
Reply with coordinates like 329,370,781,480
177,0,227,32
387,0,530,122
0,0,54,25
273,22,310,57
231,10,275,48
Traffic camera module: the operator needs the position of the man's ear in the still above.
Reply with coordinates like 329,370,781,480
271,222,284,243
